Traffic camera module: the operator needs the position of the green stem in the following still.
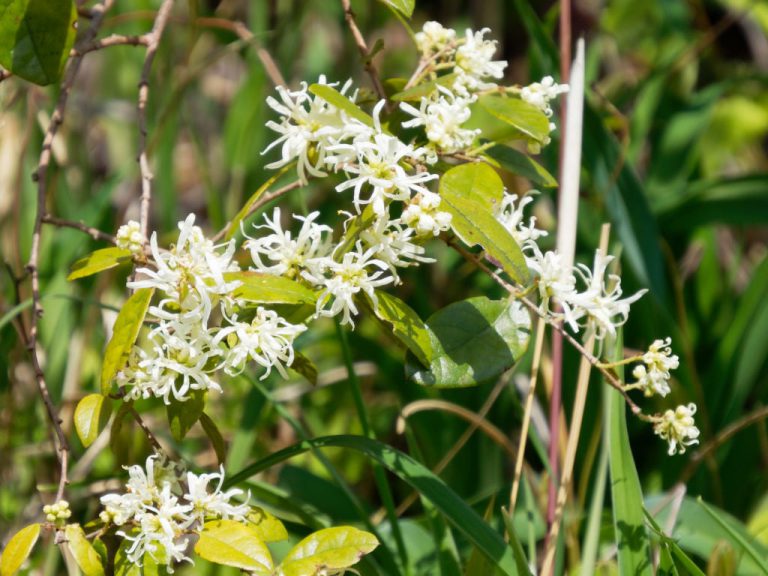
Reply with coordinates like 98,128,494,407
335,321,410,575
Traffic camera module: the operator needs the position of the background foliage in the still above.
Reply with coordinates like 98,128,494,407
1,0,767,574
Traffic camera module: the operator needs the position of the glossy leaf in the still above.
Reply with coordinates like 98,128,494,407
67,247,132,281
0,523,40,576
476,95,551,143
605,334,652,575
0,0,76,85
439,162,504,211
279,526,378,576
483,145,558,188
226,435,522,576
74,394,111,448
440,177,529,285
247,507,288,543
225,271,317,305
65,524,105,576
194,520,273,574
226,166,291,240
377,0,414,18
405,297,530,387
309,84,374,128
100,288,154,395
367,290,432,367
199,412,227,466
390,73,460,102
166,389,205,442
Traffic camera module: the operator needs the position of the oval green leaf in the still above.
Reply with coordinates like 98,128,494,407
199,412,227,466
438,186,530,285
224,272,318,305
440,162,504,211
476,95,551,143
366,290,432,367
390,73,460,102
247,507,288,543
0,0,76,86
100,288,154,395
67,247,133,281
64,524,105,576
74,394,112,448
405,297,530,387
377,0,414,17
483,145,557,188
194,519,273,574
279,526,378,576
166,389,206,442
309,84,374,128
0,523,40,576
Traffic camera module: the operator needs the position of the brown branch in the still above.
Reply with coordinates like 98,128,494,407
340,0,386,101
27,0,115,503
42,215,117,244
137,0,175,241
127,405,164,453
72,33,150,56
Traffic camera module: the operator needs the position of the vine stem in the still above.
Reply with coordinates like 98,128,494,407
137,0,175,241
27,0,115,504
340,0,387,101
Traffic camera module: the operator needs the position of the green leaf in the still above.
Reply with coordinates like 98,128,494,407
290,351,318,385
74,394,112,448
390,73,460,102
698,497,768,574
405,297,530,387
483,145,558,188
0,523,40,576
605,333,652,575
226,166,292,240
100,288,154,395
64,524,105,576
0,0,76,85
194,519,273,574
440,177,530,285
199,412,227,466
501,508,534,575
279,526,378,576
224,271,318,305
67,247,133,281
246,507,288,543
367,290,432,367
226,435,522,576
308,84,374,128
333,204,378,259
476,95,551,143
439,162,504,211
166,389,205,442
376,0,414,18
114,537,170,576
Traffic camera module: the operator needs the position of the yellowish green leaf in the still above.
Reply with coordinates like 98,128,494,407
476,95,551,143
367,290,432,367
439,162,504,211
100,288,154,395
279,526,378,576
64,524,104,576
0,523,40,576
225,272,318,305
74,394,111,448
308,84,374,128
194,520,273,574
377,0,414,17
67,247,132,281
227,167,291,240
247,507,288,543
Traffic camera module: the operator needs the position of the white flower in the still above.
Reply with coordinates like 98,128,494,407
453,28,507,94
215,308,306,379
359,211,433,271
415,21,456,56
129,214,241,323
527,247,579,330
262,76,370,183
116,220,145,254
328,101,437,215
632,337,680,397
245,208,333,280
567,251,646,339
400,191,452,237
494,191,548,249
400,86,480,153
520,76,569,117
306,245,395,327
185,467,250,523
654,403,700,455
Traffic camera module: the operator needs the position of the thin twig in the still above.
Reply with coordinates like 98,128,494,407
42,215,117,244
27,0,115,503
137,0,176,241
340,0,386,101
127,405,164,453
72,33,150,56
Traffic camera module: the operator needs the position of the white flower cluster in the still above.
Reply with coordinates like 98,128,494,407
520,76,569,146
117,214,306,403
116,220,145,255
631,337,680,397
43,500,71,524
100,455,250,571
653,403,700,455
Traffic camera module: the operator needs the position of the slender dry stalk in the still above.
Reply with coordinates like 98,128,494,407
340,0,387,101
